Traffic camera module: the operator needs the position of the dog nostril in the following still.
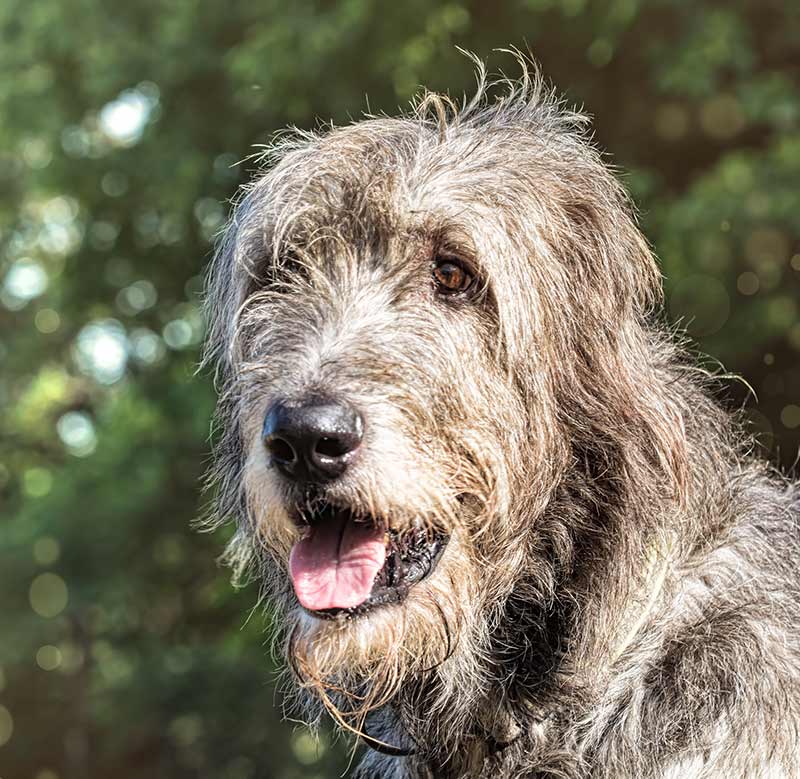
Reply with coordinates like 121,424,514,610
263,400,363,482
267,437,296,464
315,436,353,459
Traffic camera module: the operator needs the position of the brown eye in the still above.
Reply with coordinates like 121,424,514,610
432,258,474,296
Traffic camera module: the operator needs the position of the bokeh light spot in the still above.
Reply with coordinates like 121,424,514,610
736,271,759,295
99,85,159,147
154,534,186,568
116,279,157,316
184,274,204,298
43,193,79,221
89,220,120,251
130,328,166,365
291,730,325,765
23,467,53,498
746,192,770,217
745,227,790,268
74,319,129,384
36,645,62,671
101,170,129,197
61,125,92,157
587,38,613,68
193,197,226,241
58,642,86,675
33,537,61,566
164,646,193,675
104,257,133,287
780,405,800,430
35,308,61,333
767,296,797,330
29,573,69,618
39,196,83,256
36,770,59,779
169,714,204,747
57,411,98,457
163,319,193,350
2,258,48,309
654,103,689,141
21,137,53,169
92,641,133,684
720,158,753,193
0,705,13,747
700,95,745,139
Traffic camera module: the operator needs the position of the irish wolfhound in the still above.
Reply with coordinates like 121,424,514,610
203,62,800,778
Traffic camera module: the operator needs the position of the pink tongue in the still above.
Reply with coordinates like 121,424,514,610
289,516,387,611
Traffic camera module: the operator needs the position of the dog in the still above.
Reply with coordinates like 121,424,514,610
203,61,800,777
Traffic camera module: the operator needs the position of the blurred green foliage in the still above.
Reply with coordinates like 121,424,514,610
2,1,799,777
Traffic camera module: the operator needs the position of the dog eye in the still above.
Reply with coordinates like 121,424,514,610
432,258,474,296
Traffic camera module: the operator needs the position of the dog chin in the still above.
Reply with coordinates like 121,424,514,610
287,537,468,680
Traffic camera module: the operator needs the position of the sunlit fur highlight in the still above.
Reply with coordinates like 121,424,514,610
203,58,800,777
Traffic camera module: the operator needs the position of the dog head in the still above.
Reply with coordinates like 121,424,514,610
204,66,686,734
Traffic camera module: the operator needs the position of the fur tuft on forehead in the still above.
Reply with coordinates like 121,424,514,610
205,56,658,379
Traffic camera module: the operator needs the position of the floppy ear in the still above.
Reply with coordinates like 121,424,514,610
202,192,264,383
201,194,270,579
203,217,239,380
542,148,662,325
545,184,690,509
560,197,661,320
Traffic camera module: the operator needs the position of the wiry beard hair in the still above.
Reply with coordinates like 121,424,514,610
202,55,800,778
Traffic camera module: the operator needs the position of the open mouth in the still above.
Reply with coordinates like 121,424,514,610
288,503,449,619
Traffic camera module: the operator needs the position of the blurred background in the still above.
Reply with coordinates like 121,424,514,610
1,1,799,777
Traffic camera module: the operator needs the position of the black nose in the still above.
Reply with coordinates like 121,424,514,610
262,400,364,483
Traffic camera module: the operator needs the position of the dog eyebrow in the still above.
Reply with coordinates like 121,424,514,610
403,218,479,264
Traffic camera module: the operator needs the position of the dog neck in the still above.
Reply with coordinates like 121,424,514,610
366,529,677,772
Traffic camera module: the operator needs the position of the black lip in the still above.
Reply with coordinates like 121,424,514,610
294,504,449,620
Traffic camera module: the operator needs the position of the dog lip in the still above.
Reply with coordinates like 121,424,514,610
290,501,383,530
292,503,449,620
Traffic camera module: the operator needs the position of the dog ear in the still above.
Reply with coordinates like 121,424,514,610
559,184,661,323
201,194,270,569
203,216,238,381
202,192,263,383
547,192,690,508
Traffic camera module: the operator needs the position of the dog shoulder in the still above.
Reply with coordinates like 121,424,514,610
586,482,800,777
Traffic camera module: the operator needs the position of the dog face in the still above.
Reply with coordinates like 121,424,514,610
205,79,682,728
213,119,537,712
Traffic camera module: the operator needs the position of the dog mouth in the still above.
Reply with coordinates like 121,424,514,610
288,503,449,619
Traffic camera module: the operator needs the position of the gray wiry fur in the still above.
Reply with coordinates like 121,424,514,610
203,60,800,778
